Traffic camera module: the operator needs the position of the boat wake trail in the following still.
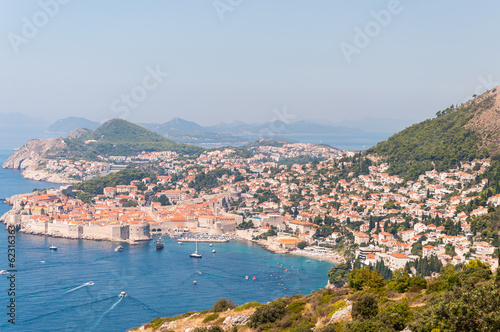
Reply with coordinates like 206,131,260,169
128,295,164,316
24,296,115,323
65,282,92,294
89,296,123,331
18,284,77,298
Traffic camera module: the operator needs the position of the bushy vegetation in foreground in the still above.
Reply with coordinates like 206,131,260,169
141,256,500,332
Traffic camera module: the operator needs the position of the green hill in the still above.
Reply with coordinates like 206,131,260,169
49,119,204,159
90,118,167,143
367,87,500,180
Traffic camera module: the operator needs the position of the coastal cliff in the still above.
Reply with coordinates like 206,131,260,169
2,137,66,170
2,137,74,183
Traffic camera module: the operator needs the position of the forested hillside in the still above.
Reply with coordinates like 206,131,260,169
367,88,500,180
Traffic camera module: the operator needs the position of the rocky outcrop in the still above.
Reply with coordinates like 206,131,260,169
329,300,352,323
21,166,76,184
67,128,91,140
2,138,66,170
223,314,250,329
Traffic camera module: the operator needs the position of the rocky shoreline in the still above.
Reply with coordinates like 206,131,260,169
2,137,76,184
20,166,76,184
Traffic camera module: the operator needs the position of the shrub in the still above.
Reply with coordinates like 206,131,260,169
149,317,170,330
234,302,261,312
320,294,335,304
290,321,315,332
213,298,236,312
348,267,384,291
345,320,387,332
195,327,224,332
378,298,410,330
287,301,306,313
248,299,287,328
351,293,378,321
202,313,219,323
316,324,339,332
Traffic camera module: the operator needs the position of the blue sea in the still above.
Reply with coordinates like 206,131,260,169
0,150,334,332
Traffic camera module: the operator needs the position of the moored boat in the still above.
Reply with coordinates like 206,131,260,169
190,240,202,258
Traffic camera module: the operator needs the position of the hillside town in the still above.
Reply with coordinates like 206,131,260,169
2,142,499,274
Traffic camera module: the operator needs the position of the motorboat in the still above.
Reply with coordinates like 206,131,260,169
0,270,7,275
177,240,183,244
212,249,216,253
156,241,164,250
118,290,127,297
193,280,197,285
253,276,256,281
86,281,94,286
245,276,249,280
114,245,124,252
49,245,57,251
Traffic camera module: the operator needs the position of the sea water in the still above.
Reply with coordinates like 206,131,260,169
0,151,333,332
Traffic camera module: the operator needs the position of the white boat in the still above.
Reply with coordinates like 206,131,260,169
190,241,202,258
177,240,183,244
209,243,213,247
49,245,57,251
0,270,7,275
86,281,94,286
115,245,124,252
245,276,249,280
118,291,126,297
212,249,216,253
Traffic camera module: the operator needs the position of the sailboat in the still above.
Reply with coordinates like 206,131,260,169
190,240,202,258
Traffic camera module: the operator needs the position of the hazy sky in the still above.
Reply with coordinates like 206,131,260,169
1,0,500,126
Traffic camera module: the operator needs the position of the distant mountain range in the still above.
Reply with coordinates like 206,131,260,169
1,114,414,152
46,116,100,134
47,116,382,149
